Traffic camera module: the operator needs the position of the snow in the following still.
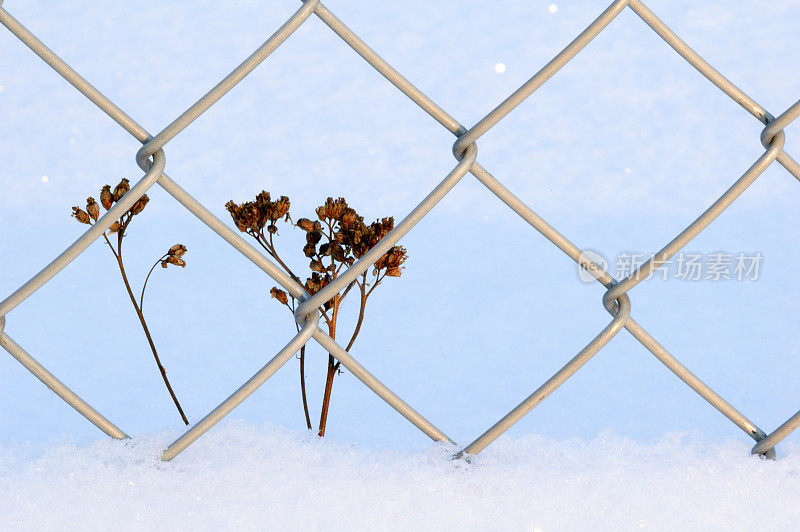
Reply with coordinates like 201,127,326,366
1,0,799,527
2,423,799,530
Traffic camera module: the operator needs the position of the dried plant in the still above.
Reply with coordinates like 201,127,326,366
227,193,407,436
71,180,190,425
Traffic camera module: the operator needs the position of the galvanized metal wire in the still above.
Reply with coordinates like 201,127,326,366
1,0,798,462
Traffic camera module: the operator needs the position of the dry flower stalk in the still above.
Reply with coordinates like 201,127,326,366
228,192,407,436
72,181,190,425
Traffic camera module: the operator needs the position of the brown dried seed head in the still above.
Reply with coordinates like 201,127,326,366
304,273,332,298
226,200,262,232
107,221,122,234
100,185,113,210
163,256,186,268
375,245,407,273
303,243,317,258
255,191,271,227
168,244,187,258
306,230,322,246
86,197,100,221
316,197,347,221
267,224,278,234
315,198,331,220
305,274,320,294
372,217,394,240
329,198,346,220
386,246,407,268
130,194,149,215
113,178,130,202
271,196,291,222
331,244,347,263
270,287,288,306
340,209,361,229
310,259,326,273
296,218,315,232
71,206,91,224
225,201,246,232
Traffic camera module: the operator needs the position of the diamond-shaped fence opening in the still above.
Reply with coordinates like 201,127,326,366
1,0,798,462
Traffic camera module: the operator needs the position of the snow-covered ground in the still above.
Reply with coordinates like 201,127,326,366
1,0,799,528
2,423,800,530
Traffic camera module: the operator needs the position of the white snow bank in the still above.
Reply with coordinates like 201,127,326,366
2,423,798,530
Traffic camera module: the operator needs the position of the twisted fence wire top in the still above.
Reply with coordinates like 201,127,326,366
0,0,798,460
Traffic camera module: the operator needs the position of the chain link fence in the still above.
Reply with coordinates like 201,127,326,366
1,0,798,462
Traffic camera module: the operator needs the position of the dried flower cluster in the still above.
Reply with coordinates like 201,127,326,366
227,193,407,436
72,179,190,425
71,179,149,234
162,244,187,268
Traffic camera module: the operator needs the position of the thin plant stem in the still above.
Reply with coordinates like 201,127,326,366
114,230,189,426
290,297,313,431
299,345,312,430
318,295,338,437
334,271,383,372
139,253,168,312
345,278,368,353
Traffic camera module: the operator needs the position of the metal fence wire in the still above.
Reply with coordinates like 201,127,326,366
1,0,799,462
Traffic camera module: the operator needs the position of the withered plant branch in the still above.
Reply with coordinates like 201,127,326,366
228,193,406,437
113,229,189,426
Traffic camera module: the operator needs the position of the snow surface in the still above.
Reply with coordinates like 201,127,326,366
2,423,800,530
1,0,799,528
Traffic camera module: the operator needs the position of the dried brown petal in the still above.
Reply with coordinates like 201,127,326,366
100,186,113,210
385,266,402,277
86,197,100,221
270,287,288,306
71,206,91,224
112,178,130,202
107,222,122,234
